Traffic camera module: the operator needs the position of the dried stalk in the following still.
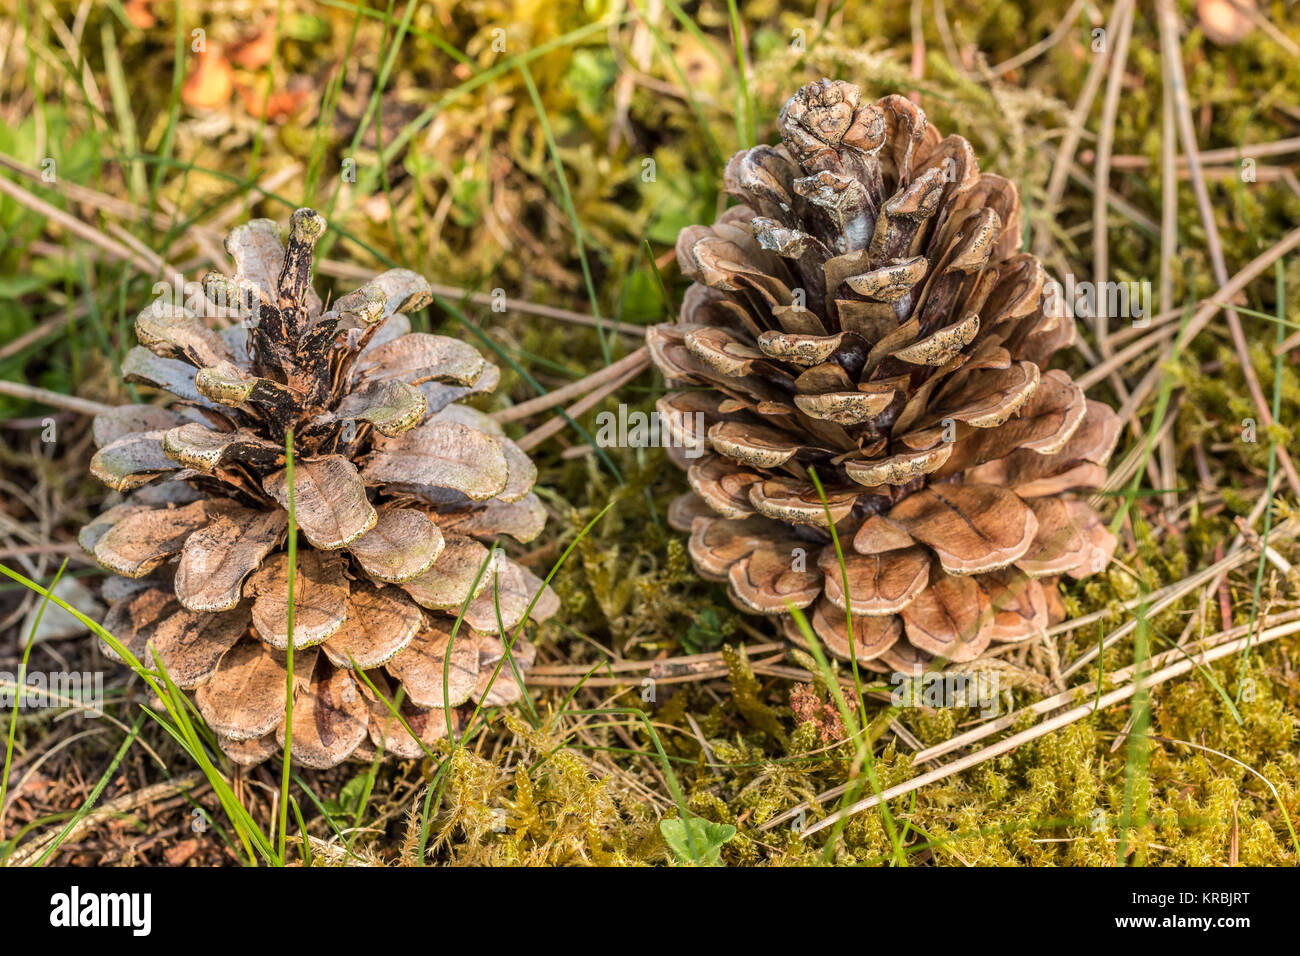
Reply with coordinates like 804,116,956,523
529,642,784,677
514,358,649,452
526,650,788,687
0,173,158,276
1097,136,1300,168
316,258,645,338
793,616,1300,839
1156,0,1300,498
7,773,204,867
0,381,113,417
986,0,1086,76
1092,0,1135,362
1117,223,1300,417
761,607,1300,831
1059,520,1296,679
1041,0,1134,219
493,347,649,423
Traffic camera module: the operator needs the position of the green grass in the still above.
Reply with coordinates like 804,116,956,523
278,429,298,862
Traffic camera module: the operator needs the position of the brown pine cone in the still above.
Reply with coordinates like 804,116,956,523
82,208,556,767
648,80,1120,675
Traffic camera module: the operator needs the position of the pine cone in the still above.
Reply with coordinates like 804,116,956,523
649,81,1120,675
82,208,557,768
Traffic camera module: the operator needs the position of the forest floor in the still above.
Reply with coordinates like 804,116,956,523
2,0,1300,865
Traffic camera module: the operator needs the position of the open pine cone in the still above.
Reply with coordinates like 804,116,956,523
649,80,1121,675
81,208,557,768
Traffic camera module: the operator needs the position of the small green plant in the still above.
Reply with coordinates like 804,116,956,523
660,816,736,866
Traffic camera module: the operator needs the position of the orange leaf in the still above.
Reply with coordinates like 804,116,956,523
182,49,234,111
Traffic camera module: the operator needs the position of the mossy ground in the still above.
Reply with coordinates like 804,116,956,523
1,0,1299,865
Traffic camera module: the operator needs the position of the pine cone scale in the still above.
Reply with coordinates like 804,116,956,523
651,80,1121,673
82,208,556,767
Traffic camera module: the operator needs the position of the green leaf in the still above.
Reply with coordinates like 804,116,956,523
339,774,369,815
682,606,724,653
619,268,662,325
660,816,736,866
642,156,717,247
322,774,369,819
565,49,617,117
